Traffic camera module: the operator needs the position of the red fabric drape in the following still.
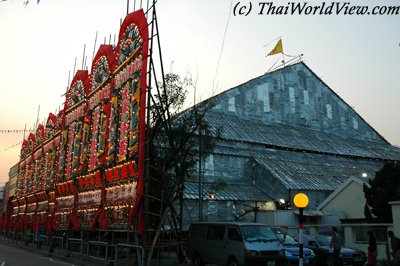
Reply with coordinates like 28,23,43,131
68,209,80,232
23,215,29,230
95,171,101,185
33,215,40,232
137,202,144,235
128,161,136,177
121,164,128,179
99,208,108,230
46,215,52,233
15,216,21,230
0,217,4,231
91,206,103,230
51,211,58,232
91,206,109,231
127,195,142,230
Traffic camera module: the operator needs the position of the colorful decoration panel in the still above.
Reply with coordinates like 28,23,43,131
56,195,74,210
45,113,58,139
27,133,36,154
25,156,35,194
26,203,37,214
88,106,101,170
77,189,101,208
16,161,26,197
78,208,98,226
12,206,19,215
57,129,68,182
20,140,29,160
105,182,137,205
76,171,102,191
56,180,75,196
66,80,86,109
56,211,71,226
33,148,44,192
92,60,110,89
13,9,148,232
18,205,26,214
36,124,45,147
60,70,90,182
43,138,58,189
105,205,131,224
109,50,144,164
37,201,48,212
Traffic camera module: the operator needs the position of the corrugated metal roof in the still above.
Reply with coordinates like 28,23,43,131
200,62,391,146
184,181,272,202
253,151,382,191
205,112,400,161
211,145,382,191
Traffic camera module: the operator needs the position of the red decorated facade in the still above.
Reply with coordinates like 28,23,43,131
11,9,148,234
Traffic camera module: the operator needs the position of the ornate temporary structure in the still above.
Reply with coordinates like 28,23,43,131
12,8,149,235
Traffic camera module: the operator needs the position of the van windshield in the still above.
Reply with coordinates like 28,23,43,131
241,225,280,243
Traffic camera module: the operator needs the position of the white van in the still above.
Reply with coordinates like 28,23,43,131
186,222,286,266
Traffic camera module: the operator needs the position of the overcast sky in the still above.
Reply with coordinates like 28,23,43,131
0,0,399,185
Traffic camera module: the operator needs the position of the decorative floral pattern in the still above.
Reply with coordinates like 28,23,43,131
13,10,148,231
117,24,142,65
92,56,110,90
67,80,85,108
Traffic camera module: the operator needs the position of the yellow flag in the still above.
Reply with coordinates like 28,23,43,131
267,39,283,56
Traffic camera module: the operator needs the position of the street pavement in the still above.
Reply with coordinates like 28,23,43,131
0,239,105,266
0,239,386,266
0,241,79,266
0,237,191,266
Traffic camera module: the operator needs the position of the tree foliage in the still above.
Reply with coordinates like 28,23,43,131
363,162,400,222
145,72,220,264
148,73,217,191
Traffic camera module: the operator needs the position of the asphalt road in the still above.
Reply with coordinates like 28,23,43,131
0,241,78,266
0,238,192,266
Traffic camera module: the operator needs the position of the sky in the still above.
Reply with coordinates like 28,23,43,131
0,0,399,185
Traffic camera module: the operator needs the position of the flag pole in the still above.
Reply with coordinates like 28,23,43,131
266,55,283,73
283,52,286,67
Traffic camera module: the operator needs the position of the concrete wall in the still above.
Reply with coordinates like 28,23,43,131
390,201,400,236
7,163,18,198
321,181,366,219
343,225,389,261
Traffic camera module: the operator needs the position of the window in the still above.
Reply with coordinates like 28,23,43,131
228,227,242,241
303,90,309,105
326,104,332,119
241,225,278,242
256,84,271,112
354,226,388,243
189,224,206,239
207,225,225,240
352,117,359,130
289,87,295,113
289,87,295,103
204,155,214,174
228,97,235,112
308,241,318,248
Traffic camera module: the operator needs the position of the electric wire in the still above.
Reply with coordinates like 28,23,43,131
212,0,233,91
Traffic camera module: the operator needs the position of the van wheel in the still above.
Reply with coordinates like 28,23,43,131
193,253,203,266
227,257,238,266
326,255,334,266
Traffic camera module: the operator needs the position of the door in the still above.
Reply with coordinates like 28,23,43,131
204,224,226,264
223,226,245,265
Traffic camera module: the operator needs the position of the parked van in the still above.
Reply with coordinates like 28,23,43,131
186,222,286,266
